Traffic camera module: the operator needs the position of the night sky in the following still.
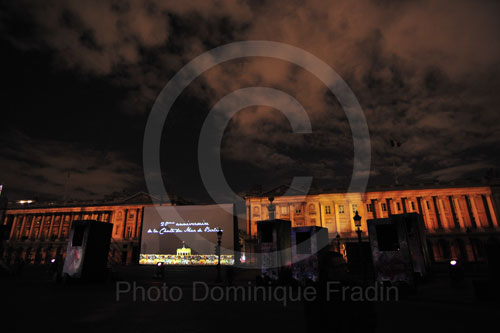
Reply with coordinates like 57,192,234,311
1,0,499,203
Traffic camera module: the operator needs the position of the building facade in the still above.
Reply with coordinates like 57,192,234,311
2,184,500,267
0,193,168,266
245,184,500,263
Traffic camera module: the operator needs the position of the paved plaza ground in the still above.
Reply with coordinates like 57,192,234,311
2,265,499,333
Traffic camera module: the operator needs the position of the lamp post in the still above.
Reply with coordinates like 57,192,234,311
353,211,366,284
354,211,362,242
267,196,276,220
216,229,223,282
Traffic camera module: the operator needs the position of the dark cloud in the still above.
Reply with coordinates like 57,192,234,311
0,131,143,199
0,0,499,201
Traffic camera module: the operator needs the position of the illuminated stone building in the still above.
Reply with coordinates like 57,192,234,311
245,183,500,263
0,192,171,265
2,183,500,267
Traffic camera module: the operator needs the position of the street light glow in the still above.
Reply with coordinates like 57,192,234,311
18,200,34,204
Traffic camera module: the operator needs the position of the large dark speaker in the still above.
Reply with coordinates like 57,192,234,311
291,226,328,282
62,220,113,280
367,213,429,286
257,219,292,281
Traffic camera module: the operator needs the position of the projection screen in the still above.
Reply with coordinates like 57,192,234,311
139,204,234,265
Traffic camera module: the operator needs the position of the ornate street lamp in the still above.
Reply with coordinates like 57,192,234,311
216,228,223,282
353,211,366,283
267,196,276,220
354,211,362,234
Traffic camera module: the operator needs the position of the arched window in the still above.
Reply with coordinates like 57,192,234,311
426,240,435,262
6,247,13,265
309,204,316,214
34,247,42,264
16,247,23,262
471,238,485,259
25,247,32,262
456,238,467,261
438,239,451,260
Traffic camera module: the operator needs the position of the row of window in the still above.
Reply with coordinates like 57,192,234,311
115,225,134,239
366,201,417,213
262,201,417,216
269,204,359,215
117,211,136,219
255,195,493,225
258,200,424,216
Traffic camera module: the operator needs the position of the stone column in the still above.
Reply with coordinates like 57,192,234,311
47,214,56,239
464,195,477,228
485,194,499,227
37,215,49,239
437,197,449,229
318,202,324,227
348,200,356,233
24,215,32,239
8,215,21,240
334,202,340,234
452,197,464,229
401,197,407,214
359,200,367,236
134,208,140,238
17,215,26,240
58,214,68,239
448,196,460,229
327,201,336,234
416,197,422,213
469,195,481,228
28,215,39,240
378,201,385,218
386,198,392,216
122,209,129,238
421,197,432,230
481,194,494,228
432,196,443,229
247,204,251,238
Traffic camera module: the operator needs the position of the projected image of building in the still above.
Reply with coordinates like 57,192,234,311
177,242,191,256
138,204,236,266
138,240,234,266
